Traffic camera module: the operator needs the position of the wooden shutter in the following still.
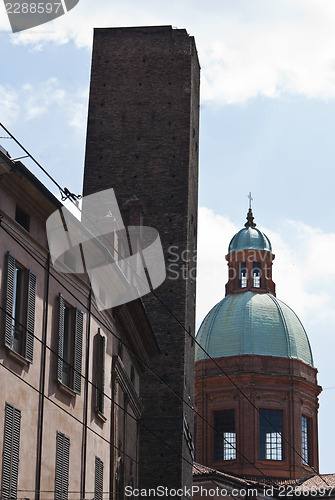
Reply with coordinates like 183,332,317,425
94,456,104,500
1,403,21,500
96,333,106,414
25,270,36,363
5,252,15,349
55,431,70,500
73,309,83,394
57,294,65,383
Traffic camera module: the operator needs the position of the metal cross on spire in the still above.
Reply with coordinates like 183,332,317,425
248,191,253,210
245,192,256,228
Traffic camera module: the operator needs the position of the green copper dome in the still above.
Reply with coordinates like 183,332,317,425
228,226,272,253
195,292,314,366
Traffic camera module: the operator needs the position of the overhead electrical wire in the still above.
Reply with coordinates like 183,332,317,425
0,308,273,500
0,124,328,489
0,219,270,479
0,124,325,485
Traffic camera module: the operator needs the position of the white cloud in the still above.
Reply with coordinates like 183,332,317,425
7,0,335,103
199,0,335,103
67,87,89,134
0,78,88,134
22,78,66,120
0,85,20,125
196,207,237,325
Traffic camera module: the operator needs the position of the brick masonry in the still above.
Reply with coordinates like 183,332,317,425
83,26,200,491
195,355,321,479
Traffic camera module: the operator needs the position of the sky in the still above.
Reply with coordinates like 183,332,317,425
1,0,335,474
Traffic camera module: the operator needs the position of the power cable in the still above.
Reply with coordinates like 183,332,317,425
0,216,278,485
1,364,194,500
0,124,327,488
0,188,321,488
0,361,135,463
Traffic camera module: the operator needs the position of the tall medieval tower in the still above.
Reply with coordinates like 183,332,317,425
83,26,200,491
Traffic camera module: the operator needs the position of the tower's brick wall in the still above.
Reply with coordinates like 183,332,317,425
83,26,200,491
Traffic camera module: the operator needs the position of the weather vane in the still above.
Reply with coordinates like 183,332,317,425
248,192,253,210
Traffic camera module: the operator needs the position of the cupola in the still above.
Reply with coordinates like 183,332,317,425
225,208,276,296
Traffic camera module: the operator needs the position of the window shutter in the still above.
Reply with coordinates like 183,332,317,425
55,431,70,500
94,456,104,500
25,270,36,363
96,333,106,414
5,252,15,349
57,294,65,383
100,335,106,414
1,403,21,500
73,309,83,394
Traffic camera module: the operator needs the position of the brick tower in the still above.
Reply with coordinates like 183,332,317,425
195,208,321,480
83,27,200,492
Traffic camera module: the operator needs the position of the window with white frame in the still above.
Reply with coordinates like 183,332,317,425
239,262,247,288
214,410,236,461
259,409,283,460
253,262,261,288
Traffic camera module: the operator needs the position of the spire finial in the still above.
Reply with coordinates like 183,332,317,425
248,191,253,210
245,192,256,228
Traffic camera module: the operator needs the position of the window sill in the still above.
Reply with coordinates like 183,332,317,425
58,381,76,397
7,347,29,366
213,458,237,463
259,458,284,463
95,409,107,423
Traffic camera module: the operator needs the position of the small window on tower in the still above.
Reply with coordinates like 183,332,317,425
253,262,261,288
239,262,247,288
259,409,283,460
214,410,236,461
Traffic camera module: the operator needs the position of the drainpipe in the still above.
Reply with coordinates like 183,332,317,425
35,252,50,500
81,288,92,499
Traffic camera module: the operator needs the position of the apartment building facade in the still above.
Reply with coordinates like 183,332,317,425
0,146,159,499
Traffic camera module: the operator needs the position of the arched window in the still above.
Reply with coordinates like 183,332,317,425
253,262,261,288
239,262,247,288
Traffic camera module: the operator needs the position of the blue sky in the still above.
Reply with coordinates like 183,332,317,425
1,0,335,474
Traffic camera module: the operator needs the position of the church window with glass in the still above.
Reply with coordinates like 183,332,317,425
253,262,261,288
259,409,283,460
302,416,310,465
239,262,247,288
214,410,236,461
